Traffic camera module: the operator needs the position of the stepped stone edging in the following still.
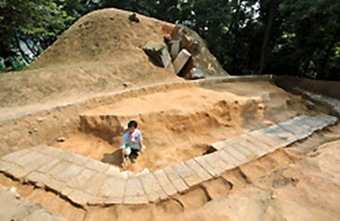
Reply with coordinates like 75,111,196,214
297,89,340,116
0,114,336,206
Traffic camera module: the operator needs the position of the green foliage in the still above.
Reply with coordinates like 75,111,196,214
0,0,339,79
0,0,73,69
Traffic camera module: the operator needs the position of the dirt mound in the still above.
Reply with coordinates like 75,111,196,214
32,9,173,68
0,9,176,107
0,8,227,108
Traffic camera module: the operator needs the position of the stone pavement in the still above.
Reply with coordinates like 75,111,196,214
298,89,340,116
0,114,337,206
0,186,67,221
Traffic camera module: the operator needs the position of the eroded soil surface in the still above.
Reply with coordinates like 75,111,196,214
54,81,310,172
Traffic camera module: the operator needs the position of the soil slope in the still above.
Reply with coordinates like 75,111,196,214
0,9,180,107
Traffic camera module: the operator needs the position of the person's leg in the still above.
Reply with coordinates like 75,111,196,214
122,147,131,164
130,148,141,163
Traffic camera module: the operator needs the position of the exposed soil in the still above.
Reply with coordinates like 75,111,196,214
0,6,339,221
2,125,340,221
51,81,311,172
0,8,179,107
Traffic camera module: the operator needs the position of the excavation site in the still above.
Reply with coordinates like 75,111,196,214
0,8,340,221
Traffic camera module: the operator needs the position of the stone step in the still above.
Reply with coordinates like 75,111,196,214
0,114,336,206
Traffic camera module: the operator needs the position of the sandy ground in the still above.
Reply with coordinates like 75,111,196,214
1,124,339,221
0,79,338,221
0,5,338,221
53,81,310,172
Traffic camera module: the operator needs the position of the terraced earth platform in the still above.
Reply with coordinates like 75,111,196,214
0,114,337,207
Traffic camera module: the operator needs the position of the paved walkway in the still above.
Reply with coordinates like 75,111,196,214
0,114,337,206
0,186,67,221
298,89,340,116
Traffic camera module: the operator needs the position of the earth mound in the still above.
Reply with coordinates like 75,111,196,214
32,8,174,68
0,8,225,108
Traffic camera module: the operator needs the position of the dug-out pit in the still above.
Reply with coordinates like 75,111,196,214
52,83,302,172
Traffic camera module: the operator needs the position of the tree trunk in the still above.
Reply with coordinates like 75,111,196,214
259,0,279,74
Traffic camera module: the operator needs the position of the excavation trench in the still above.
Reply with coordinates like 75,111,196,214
53,87,266,172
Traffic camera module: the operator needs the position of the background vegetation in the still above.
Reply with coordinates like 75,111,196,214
0,0,339,79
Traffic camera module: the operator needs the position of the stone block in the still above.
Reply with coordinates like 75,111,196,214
210,141,226,150
139,173,167,202
99,176,126,203
172,162,203,187
184,159,212,181
124,177,146,197
194,156,218,177
225,140,257,161
202,152,233,175
53,163,84,183
85,158,109,173
222,145,249,164
173,49,192,75
163,166,189,193
123,195,148,205
143,41,172,68
153,169,178,196
68,189,95,206
169,39,181,59
83,173,107,196
1,149,30,162
218,149,240,166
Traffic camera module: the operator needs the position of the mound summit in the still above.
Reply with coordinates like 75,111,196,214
0,8,225,107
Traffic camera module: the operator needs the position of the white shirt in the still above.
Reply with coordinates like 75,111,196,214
122,129,143,150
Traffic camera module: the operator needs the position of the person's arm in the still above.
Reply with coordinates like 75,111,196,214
121,133,127,149
138,131,145,152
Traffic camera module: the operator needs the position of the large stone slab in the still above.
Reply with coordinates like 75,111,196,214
237,136,270,157
53,163,84,183
200,152,234,176
0,114,337,206
139,173,167,202
123,177,148,204
172,162,203,187
262,124,297,145
0,160,31,179
143,41,172,68
226,139,258,160
194,156,218,177
66,168,96,189
99,176,126,204
169,39,181,59
1,148,30,162
173,49,192,74
163,166,189,193
82,173,107,197
153,169,178,196
184,159,212,181
218,149,240,166
222,145,249,164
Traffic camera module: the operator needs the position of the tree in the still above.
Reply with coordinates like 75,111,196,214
0,0,72,68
